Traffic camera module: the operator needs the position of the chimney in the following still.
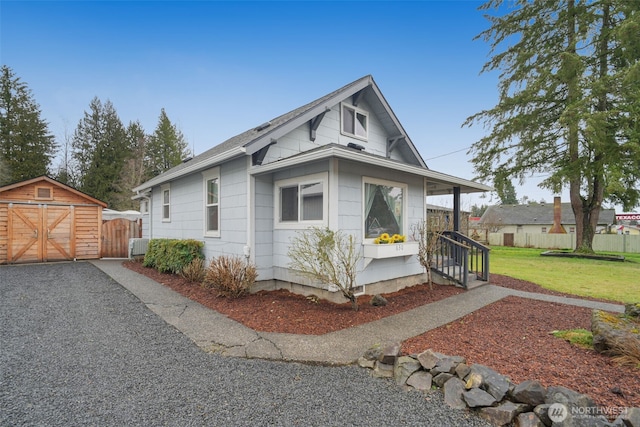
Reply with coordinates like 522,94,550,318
548,196,567,234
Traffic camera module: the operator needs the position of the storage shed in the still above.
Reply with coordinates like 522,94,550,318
0,176,107,264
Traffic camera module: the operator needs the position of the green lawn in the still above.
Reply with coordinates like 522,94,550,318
489,246,640,303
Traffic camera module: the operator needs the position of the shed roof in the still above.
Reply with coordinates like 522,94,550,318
0,176,107,207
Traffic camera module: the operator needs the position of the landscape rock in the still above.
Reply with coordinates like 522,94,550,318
433,372,454,388
406,371,432,391
512,380,547,406
463,387,497,408
443,377,467,410
545,386,596,410
533,403,553,426
591,310,640,354
619,407,640,427
372,361,394,378
379,342,400,365
370,294,388,307
625,303,640,318
362,343,383,361
431,357,458,375
394,356,421,386
516,412,545,427
465,364,510,401
478,401,530,426
357,356,375,369
455,362,471,379
416,349,443,370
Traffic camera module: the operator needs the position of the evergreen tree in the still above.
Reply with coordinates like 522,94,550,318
112,121,148,210
0,65,57,185
71,97,128,207
494,177,518,205
146,108,190,177
465,0,640,253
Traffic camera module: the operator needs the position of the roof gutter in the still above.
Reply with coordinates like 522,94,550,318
132,146,247,192
249,146,492,193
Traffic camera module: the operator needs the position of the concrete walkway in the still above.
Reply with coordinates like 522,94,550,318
91,260,625,366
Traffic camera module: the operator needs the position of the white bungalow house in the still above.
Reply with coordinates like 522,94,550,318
132,75,491,300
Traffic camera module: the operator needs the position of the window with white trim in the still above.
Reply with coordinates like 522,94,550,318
363,177,406,240
341,103,368,140
161,184,170,222
140,199,149,214
275,173,327,228
202,168,220,236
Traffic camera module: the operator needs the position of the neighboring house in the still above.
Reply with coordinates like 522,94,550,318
0,176,107,264
132,75,490,300
478,200,616,235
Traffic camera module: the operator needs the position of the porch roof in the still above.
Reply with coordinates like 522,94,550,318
249,144,492,195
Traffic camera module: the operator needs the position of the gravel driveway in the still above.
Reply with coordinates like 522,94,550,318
1,262,490,426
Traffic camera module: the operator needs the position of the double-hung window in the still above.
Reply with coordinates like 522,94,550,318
202,168,220,237
161,184,170,222
275,173,327,228
341,103,368,140
363,177,406,240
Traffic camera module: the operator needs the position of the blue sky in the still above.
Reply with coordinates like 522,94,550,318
1,0,568,208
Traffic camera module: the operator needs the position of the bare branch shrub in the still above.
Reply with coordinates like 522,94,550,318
202,255,258,298
412,210,449,289
288,227,361,311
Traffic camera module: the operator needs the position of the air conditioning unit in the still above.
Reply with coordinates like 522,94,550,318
129,238,149,258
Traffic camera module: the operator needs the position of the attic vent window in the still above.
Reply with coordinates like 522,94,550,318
341,103,368,140
35,186,53,200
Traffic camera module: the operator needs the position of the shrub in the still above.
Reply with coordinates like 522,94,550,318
202,255,258,298
608,334,640,368
143,239,204,274
180,257,206,283
287,227,361,311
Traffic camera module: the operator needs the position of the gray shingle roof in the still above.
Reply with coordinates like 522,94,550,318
133,75,375,192
479,203,616,225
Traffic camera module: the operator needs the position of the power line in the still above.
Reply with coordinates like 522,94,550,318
425,146,472,161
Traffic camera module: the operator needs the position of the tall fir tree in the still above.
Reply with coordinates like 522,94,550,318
111,121,148,210
465,0,640,253
0,65,57,185
145,108,190,177
71,97,129,208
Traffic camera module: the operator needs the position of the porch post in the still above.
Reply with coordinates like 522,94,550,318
453,186,461,232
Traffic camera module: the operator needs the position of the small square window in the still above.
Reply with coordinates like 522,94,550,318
275,173,328,228
341,104,368,140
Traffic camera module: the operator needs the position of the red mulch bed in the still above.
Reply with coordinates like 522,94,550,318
123,260,463,334
123,261,639,410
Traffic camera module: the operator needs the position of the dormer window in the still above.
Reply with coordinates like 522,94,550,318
341,103,368,140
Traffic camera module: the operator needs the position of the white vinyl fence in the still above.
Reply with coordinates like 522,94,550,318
488,233,640,253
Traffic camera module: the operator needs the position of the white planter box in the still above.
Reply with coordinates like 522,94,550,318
362,242,419,268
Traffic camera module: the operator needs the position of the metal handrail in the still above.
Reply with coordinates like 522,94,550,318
432,231,490,288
